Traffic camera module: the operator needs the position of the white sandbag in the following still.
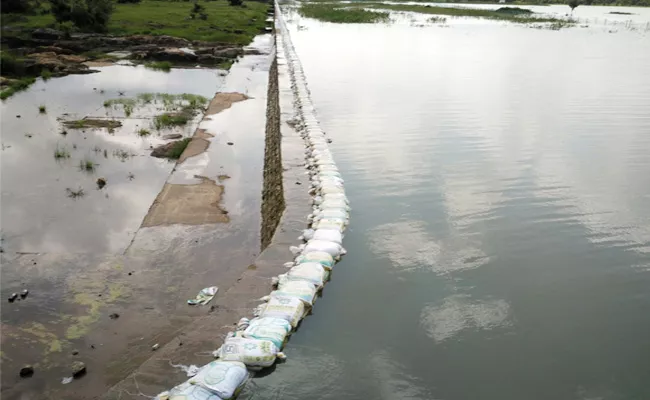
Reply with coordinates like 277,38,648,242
312,229,343,245
320,200,350,211
322,193,349,203
304,239,343,258
315,209,349,222
313,218,347,231
320,185,346,195
157,381,221,400
188,361,248,399
271,279,318,306
243,317,292,349
296,251,335,269
214,336,284,369
282,262,327,288
300,228,314,241
260,294,305,327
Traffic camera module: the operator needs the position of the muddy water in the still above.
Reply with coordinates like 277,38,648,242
242,7,650,400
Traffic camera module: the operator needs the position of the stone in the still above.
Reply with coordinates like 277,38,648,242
19,365,34,378
109,313,119,319
20,289,28,298
148,48,198,62
96,178,107,189
227,142,234,146
71,361,86,377
32,28,63,40
72,350,79,355
163,134,183,140
8,293,17,302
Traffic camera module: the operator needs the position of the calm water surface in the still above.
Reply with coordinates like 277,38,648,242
243,7,650,400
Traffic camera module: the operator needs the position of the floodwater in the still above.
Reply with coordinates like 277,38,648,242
243,6,650,400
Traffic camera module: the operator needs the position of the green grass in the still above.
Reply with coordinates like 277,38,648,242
38,105,46,113
0,77,36,100
154,113,190,130
79,158,96,172
63,119,122,129
138,128,151,136
168,138,192,159
41,69,52,80
342,3,572,24
299,4,390,23
2,0,270,44
145,61,172,72
104,98,137,116
54,145,70,159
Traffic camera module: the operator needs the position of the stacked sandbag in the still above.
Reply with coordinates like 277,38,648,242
156,361,248,400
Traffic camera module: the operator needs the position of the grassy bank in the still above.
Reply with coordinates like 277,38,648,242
1,0,269,44
299,3,389,23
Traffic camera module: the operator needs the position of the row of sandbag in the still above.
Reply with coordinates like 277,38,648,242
155,10,342,400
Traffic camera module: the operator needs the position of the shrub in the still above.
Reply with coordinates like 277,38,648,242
228,0,243,6
117,0,141,3
48,0,114,32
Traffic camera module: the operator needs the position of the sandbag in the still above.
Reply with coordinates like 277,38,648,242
314,218,347,232
314,209,349,222
243,317,292,349
259,294,305,327
304,239,344,258
296,251,335,269
312,229,343,245
214,336,284,369
281,262,327,288
271,279,318,306
188,361,248,399
156,381,221,400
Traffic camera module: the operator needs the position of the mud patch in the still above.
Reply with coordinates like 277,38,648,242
142,176,228,226
178,129,214,164
205,92,250,115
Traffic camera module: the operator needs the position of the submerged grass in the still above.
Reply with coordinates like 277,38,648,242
145,61,172,72
79,159,95,172
54,145,70,160
168,138,192,159
338,3,573,25
154,113,190,130
299,4,389,23
0,77,36,100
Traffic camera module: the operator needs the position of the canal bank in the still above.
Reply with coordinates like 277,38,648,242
1,20,314,398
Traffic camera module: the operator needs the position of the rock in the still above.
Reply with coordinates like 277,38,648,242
109,313,119,319
243,48,263,56
34,46,73,55
152,343,159,351
71,361,86,377
147,48,197,63
19,365,34,378
96,178,106,189
163,134,183,140
214,48,242,58
20,289,28,298
196,54,220,64
72,350,79,356
32,28,63,40
227,142,234,146
8,293,17,303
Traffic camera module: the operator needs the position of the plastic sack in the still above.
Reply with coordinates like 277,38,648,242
312,229,343,245
243,317,292,349
314,219,347,232
260,294,305,327
296,251,335,269
319,185,346,195
320,200,350,211
314,209,349,222
272,279,318,306
304,240,343,258
188,361,248,399
214,336,284,369
156,381,221,400
281,262,327,288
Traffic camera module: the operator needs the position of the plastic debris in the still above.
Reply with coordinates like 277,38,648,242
170,363,201,377
62,376,73,384
188,286,218,306
152,343,160,351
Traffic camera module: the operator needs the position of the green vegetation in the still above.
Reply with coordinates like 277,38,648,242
78,158,96,172
2,0,270,44
299,4,389,23
104,98,137,116
49,0,114,32
154,113,190,129
317,0,650,5
41,69,53,80
1,77,36,100
113,149,131,161
568,0,579,12
39,105,47,113
138,128,151,136
54,145,71,159
63,118,122,129
144,61,172,72
168,138,192,159
428,16,447,23
341,3,572,24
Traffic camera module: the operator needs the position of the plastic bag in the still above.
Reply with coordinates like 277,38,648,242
214,336,284,369
304,240,343,258
271,279,318,306
188,361,248,399
260,294,305,327
312,229,343,245
243,317,292,349
281,262,327,288
296,251,335,269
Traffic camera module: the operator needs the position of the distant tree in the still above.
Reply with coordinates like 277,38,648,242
48,0,113,32
116,0,141,3
228,0,243,6
568,0,579,13
2,0,33,12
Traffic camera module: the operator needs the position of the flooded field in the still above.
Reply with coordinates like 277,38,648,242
242,5,650,400
1,34,274,399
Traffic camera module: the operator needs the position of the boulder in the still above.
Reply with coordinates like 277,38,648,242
32,28,63,40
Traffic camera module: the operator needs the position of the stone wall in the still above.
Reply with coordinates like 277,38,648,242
260,50,285,250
